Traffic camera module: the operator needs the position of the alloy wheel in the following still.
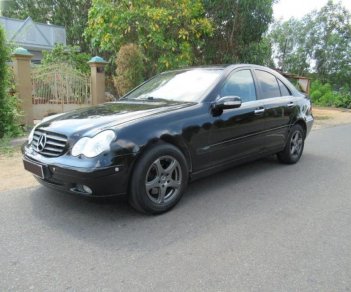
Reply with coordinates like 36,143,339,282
145,155,182,204
290,131,303,158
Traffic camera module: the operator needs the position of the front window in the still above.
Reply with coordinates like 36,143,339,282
124,69,223,102
219,69,257,102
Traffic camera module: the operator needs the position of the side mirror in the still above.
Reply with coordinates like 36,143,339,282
213,96,242,110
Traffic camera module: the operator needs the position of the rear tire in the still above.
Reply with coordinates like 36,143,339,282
277,124,305,164
129,143,188,214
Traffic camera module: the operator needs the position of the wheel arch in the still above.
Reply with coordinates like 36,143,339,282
127,135,192,196
293,119,307,138
158,135,192,172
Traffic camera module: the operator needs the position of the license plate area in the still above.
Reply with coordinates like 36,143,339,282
23,158,46,179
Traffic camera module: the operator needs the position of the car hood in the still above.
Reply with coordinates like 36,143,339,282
36,100,195,137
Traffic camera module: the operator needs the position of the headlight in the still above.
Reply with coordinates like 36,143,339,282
71,130,116,158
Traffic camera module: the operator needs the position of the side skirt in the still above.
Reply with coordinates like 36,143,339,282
189,147,284,182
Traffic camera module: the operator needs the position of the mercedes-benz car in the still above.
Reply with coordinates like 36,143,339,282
22,64,314,214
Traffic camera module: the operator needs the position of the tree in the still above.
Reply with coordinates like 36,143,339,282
0,26,8,137
114,44,144,96
269,1,351,88
2,0,91,52
0,27,22,138
309,2,351,87
202,0,275,65
269,18,311,75
85,0,213,77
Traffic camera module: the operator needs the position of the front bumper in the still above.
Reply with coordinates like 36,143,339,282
23,154,132,197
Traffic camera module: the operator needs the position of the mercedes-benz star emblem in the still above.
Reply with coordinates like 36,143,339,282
37,133,47,152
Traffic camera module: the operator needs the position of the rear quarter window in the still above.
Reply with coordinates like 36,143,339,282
278,79,291,96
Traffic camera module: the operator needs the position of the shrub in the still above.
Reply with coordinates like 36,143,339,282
310,89,322,103
0,26,22,138
310,80,351,108
114,44,144,97
334,91,351,108
320,83,332,96
319,92,335,106
42,44,90,74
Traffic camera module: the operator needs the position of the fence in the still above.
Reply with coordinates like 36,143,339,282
31,64,92,118
11,49,107,124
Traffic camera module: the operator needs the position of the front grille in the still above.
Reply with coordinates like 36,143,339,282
31,129,68,157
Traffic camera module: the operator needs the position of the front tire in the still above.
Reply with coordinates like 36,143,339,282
277,124,305,164
129,143,188,214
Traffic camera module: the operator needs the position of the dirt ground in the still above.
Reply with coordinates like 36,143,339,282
0,153,39,192
312,107,351,129
1,106,351,192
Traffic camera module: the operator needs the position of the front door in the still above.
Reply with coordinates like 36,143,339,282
207,69,267,166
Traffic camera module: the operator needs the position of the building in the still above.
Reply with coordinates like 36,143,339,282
0,16,66,63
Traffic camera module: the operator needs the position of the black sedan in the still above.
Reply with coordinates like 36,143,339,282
23,64,314,214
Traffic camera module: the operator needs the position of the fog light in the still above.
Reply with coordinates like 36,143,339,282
82,185,92,194
74,184,93,195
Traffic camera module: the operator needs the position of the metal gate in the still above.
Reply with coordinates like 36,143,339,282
31,64,91,119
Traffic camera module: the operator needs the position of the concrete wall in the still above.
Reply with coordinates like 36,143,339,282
32,104,91,120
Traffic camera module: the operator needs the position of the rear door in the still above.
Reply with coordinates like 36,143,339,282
254,69,298,150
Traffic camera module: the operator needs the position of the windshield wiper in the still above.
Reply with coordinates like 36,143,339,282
122,96,170,102
142,96,169,102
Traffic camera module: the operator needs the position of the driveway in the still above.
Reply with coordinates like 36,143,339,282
1,124,351,291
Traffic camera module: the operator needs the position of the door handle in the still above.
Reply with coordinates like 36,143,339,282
287,102,295,108
254,108,265,114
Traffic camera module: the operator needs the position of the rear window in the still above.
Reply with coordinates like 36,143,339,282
255,70,281,99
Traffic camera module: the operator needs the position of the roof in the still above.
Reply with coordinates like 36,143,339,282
274,68,311,80
0,16,66,51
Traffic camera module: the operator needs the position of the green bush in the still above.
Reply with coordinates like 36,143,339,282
334,91,351,108
320,83,332,96
310,80,351,108
42,44,90,74
0,27,22,138
310,89,322,102
114,44,145,97
319,92,335,106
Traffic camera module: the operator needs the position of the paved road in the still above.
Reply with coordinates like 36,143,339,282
1,124,351,291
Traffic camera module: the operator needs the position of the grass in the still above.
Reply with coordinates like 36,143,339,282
0,136,16,156
314,115,331,120
0,135,25,157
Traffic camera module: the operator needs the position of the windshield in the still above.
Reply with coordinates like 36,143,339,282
124,69,223,102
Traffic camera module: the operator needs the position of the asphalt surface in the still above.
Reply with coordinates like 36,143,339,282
1,124,351,291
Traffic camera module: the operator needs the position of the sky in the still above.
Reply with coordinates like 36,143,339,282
1,1,350,21
1,1,350,24
273,0,351,21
